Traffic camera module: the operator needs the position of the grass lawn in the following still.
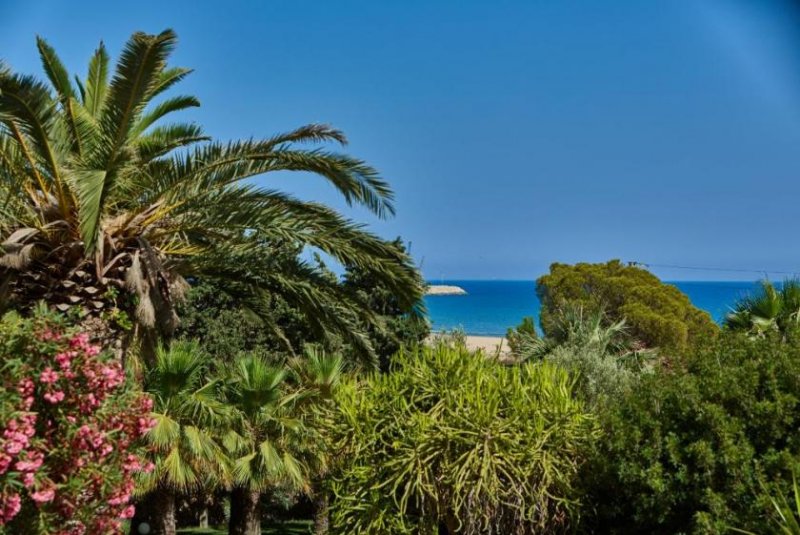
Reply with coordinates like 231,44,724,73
177,520,312,534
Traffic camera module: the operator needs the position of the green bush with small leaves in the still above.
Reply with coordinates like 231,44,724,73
580,331,800,534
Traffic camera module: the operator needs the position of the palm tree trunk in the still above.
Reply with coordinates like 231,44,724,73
312,490,330,535
129,487,176,535
228,486,261,535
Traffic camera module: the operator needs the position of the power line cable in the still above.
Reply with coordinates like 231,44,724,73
628,261,798,277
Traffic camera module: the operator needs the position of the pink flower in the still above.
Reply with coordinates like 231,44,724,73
44,391,65,404
120,505,135,519
140,396,154,412
5,440,24,455
22,472,35,487
17,378,34,397
55,352,73,369
107,492,131,506
31,486,55,503
0,453,10,474
1,493,21,522
69,333,89,349
99,443,113,457
40,367,60,384
15,456,43,472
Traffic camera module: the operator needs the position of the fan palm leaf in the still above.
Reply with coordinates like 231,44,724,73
725,279,800,339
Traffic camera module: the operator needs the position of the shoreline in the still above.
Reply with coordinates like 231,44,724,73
428,332,509,355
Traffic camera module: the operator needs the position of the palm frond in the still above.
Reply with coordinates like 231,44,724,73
83,41,110,118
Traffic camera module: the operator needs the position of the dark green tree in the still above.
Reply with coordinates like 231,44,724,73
537,260,718,354
341,238,429,369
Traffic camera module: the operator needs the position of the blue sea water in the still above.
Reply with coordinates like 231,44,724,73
424,280,761,336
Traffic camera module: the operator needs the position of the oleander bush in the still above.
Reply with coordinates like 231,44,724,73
580,330,800,534
326,343,598,534
0,306,153,534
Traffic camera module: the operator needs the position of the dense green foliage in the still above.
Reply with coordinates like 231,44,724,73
133,342,342,534
537,260,718,353
725,279,800,339
177,240,428,369
581,331,800,534
326,344,598,534
175,280,311,362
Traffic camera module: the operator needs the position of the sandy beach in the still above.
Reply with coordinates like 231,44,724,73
428,333,510,356
465,335,509,355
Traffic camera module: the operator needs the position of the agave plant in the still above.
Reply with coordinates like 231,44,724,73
725,279,800,339
0,30,422,359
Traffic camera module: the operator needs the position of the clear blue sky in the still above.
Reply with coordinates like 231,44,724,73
2,0,800,280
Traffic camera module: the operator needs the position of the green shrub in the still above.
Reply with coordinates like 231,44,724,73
326,344,598,534
581,332,800,534
536,260,718,353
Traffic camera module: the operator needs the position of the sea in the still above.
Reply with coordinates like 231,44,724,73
424,280,761,336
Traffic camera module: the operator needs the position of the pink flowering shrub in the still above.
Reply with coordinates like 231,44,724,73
0,308,154,534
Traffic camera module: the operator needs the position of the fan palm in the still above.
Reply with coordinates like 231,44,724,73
516,304,635,361
135,341,230,535
222,354,310,535
0,30,422,360
725,279,800,339
287,347,344,535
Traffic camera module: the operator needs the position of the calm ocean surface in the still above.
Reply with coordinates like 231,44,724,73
424,280,760,336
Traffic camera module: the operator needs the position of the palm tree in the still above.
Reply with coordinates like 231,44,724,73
287,347,344,535
0,30,422,361
725,279,800,339
134,341,230,535
222,355,310,535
